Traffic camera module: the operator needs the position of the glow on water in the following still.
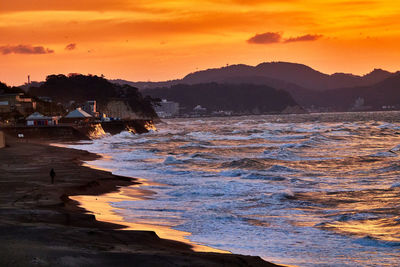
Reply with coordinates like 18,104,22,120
69,113,400,267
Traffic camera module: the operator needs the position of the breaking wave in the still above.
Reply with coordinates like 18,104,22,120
69,113,400,267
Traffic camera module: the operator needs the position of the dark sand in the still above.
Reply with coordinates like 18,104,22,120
0,136,280,267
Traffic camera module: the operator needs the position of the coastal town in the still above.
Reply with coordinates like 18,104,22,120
0,91,98,126
0,75,161,143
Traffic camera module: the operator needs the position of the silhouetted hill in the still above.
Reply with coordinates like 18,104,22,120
144,83,300,114
111,62,396,92
359,68,393,84
112,79,179,90
0,82,25,94
28,74,158,118
311,73,400,110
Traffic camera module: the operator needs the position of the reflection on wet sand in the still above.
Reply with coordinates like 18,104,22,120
70,183,229,254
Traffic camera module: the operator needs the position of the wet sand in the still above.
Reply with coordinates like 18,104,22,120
0,136,279,266
71,185,228,253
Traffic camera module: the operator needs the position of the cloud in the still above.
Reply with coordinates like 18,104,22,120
214,0,298,4
65,43,77,50
247,32,323,44
284,34,323,43
247,32,282,44
0,45,54,55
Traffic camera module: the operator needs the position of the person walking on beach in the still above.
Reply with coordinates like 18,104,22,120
50,168,56,184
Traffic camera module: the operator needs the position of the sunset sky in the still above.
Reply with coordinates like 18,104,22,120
1,0,399,85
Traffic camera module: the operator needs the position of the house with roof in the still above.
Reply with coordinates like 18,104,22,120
61,108,93,123
26,112,59,126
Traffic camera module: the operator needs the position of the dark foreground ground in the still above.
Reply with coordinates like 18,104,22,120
0,136,280,267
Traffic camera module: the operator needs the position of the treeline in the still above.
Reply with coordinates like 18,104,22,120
0,82,24,95
144,83,299,114
304,73,400,110
28,74,159,117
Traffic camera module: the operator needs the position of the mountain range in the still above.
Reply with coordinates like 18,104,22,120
112,62,400,111
312,73,400,110
112,62,397,92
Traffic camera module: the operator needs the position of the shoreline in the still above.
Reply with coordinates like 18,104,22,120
53,142,228,252
70,186,228,253
0,136,279,266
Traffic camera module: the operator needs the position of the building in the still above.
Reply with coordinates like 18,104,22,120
61,108,93,123
0,131,5,149
154,99,179,118
26,112,59,126
350,97,372,111
0,93,36,115
37,96,53,103
193,105,207,115
0,101,8,113
211,110,233,116
82,100,99,117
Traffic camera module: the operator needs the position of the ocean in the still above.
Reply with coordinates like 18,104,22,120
70,112,400,266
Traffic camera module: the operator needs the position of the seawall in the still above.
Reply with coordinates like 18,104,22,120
0,125,90,141
0,120,155,141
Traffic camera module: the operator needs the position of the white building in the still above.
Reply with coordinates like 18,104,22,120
155,99,179,118
193,105,207,115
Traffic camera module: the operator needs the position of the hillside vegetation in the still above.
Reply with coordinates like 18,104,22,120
144,83,300,114
28,74,159,118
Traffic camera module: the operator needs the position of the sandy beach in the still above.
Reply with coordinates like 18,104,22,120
0,135,279,267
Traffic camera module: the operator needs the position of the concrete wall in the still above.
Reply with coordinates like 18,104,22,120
0,126,90,141
0,120,152,142
0,131,5,148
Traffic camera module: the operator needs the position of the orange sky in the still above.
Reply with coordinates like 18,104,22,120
1,0,399,85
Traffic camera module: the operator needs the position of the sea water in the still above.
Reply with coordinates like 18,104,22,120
70,113,400,266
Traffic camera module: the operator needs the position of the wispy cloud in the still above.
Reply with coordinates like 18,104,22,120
65,43,77,50
284,34,323,43
247,32,282,44
0,45,54,55
213,0,299,5
247,32,323,44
